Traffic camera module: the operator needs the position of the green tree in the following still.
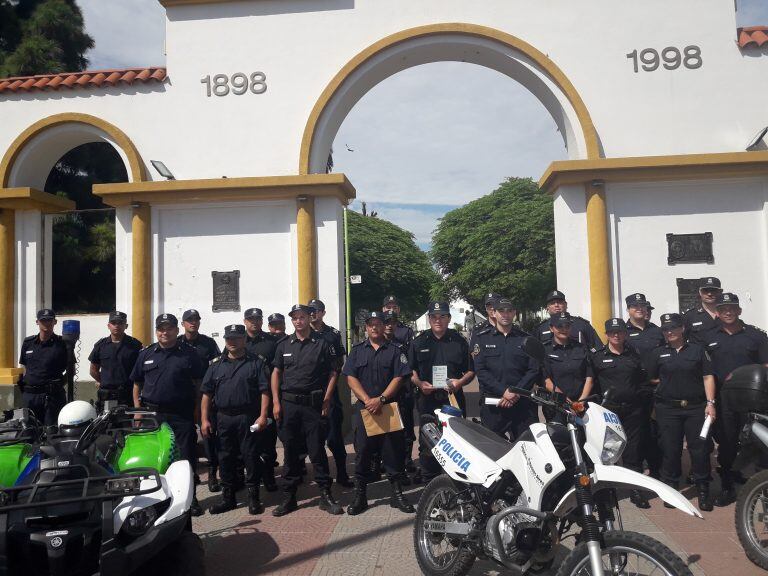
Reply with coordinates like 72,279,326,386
430,177,555,315
0,0,93,77
347,208,439,321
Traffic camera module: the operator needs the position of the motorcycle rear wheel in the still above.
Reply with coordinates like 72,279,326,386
735,468,768,570
413,475,476,576
555,530,692,576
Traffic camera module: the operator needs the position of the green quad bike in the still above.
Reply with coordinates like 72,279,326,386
0,400,204,576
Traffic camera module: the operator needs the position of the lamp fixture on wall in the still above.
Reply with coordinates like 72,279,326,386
746,126,768,151
150,160,175,180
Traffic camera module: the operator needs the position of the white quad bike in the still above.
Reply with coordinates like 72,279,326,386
414,337,702,576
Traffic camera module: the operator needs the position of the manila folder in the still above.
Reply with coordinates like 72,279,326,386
361,403,404,437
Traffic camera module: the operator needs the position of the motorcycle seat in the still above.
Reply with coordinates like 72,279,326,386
447,417,512,461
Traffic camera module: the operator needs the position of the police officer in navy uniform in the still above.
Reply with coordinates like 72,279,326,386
181,308,222,492
344,311,415,515
470,292,501,337
592,318,650,508
309,299,353,488
271,304,344,516
625,293,665,479
201,324,271,515
267,313,287,339
534,290,600,348
647,313,716,512
701,293,768,506
683,277,723,344
410,301,474,483
543,312,595,424
19,308,68,425
131,313,206,516
243,307,279,492
88,311,142,412
472,297,539,439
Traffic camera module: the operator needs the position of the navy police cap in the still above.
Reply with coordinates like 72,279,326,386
625,293,649,307
660,313,683,329
155,313,178,328
308,299,325,312
427,301,450,315
109,311,127,323
484,292,502,306
605,318,628,332
545,290,566,304
549,312,573,327
699,277,722,290
716,292,739,307
288,304,312,317
224,324,246,338
365,310,385,322
382,295,399,306
182,309,201,321
244,308,263,319
37,308,55,320
268,313,285,324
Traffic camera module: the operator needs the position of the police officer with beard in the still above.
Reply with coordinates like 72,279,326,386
410,301,474,483
19,309,68,425
131,313,206,516
201,324,271,515
472,297,538,440
535,290,600,348
88,311,142,412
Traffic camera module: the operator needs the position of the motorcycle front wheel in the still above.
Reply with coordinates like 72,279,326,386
555,531,692,576
413,475,476,576
735,468,768,570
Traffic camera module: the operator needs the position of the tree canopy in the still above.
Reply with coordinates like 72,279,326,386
430,177,556,314
0,0,93,77
347,208,439,321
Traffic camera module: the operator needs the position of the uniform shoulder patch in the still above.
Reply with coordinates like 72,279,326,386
400,353,408,364
23,335,36,342
333,328,340,334
472,343,480,356
211,356,221,363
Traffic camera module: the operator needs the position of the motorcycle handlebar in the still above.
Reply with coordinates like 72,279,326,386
507,386,599,415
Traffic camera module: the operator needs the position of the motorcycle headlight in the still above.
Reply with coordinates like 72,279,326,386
120,499,169,538
600,427,626,465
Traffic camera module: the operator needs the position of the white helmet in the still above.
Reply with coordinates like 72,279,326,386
58,401,97,427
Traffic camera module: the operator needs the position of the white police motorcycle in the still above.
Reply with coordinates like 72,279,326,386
414,337,701,576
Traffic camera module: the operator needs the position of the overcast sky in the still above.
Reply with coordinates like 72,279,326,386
79,0,768,250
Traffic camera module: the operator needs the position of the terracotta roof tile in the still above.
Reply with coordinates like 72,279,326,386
0,66,167,94
738,26,768,49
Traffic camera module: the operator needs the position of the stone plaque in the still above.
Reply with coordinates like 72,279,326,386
666,232,714,265
676,278,701,313
212,270,240,312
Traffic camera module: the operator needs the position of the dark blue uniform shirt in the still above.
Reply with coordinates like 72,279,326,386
130,340,206,413
683,307,719,345
19,334,68,386
535,315,600,349
273,331,336,394
470,327,538,397
183,333,220,365
591,346,646,405
246,330,277,369
626,320,665,366
647,343,713,402
314,323,346,370
88,335,142,390
409,329,470,386
543,339,594,400
700,321,768,386
393,322,414,350
343,340,411,399
201,352,270,409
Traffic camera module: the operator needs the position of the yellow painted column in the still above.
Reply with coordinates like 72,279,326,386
585,181,612,343
132,203,152,346
296,195,317,303
0,209,16,384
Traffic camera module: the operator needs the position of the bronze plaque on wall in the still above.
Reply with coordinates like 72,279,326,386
676,278,701,313
212,270,240,312
667,232,714,265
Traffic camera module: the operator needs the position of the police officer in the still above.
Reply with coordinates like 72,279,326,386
534,290,601,348
268,313,287,339
684,277,723,344
131,313,206,516
472,297,539,440
470,292,501,336
244,307,279,492
410,301,474,483
543,312,595,406
701,293,768,506
19,308,68,425
88,311,142,412
308,299,353,488
648,313,716,512
201,324,271,515
382,295,415,347
592,318,650,508
271,304,343,516
625,293,665,479
181,308,222,492
344,311,415,515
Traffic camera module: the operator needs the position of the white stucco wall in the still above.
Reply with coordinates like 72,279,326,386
553,185,592,320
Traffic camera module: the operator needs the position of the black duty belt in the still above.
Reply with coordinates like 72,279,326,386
218,406,259,416
603,401,639,411
142,402,189,416
655,397,705,408
282,390,323,407
22,382,63,394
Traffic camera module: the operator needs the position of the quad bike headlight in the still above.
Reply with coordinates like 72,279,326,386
121,499,170,538
600,428,626,465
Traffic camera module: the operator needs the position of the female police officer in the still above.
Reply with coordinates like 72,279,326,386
647,313,716,511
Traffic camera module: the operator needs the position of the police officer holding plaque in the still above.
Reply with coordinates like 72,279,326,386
344,310,414,515
409,301,473,483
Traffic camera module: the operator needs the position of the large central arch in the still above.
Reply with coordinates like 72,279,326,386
299,23,602,175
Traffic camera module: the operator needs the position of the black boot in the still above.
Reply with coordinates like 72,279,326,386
248,487,264,515
390,481,415,513
319,486,344,515
697,482,713,512
629,489,650,509
405,441,416,473
272,491,298,517
413,469,423,484
210,488,236,514
190,496,203,517
714,474,737,507
400,471,412,487
346,482,368,515
262,465,278,492
367,456,382,483
208,466,221,493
